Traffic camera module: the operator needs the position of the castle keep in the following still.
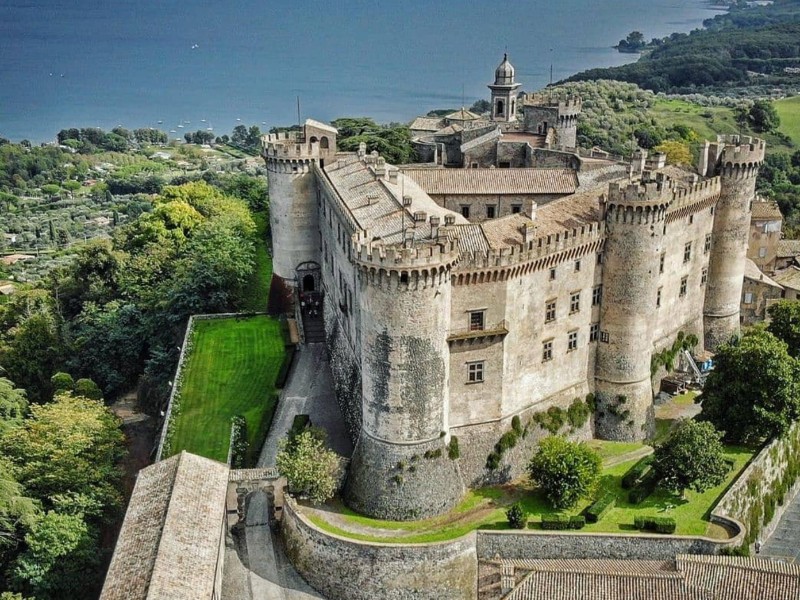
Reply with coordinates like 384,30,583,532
263,56,765,521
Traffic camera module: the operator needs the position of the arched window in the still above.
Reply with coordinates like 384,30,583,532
309,136,319,144
320,136,329,149
511,100,516,115
496,100,505,116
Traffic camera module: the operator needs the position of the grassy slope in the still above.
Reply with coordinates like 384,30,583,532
241,210,272,313
775,95,800,146
306,443,754,543
167,315,286,463
649,99,740,141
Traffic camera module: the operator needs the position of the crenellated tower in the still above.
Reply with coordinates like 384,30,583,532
344,241,464,520
698,135,765,350
261,119,338,285
595,177,671,441
522,93,581,150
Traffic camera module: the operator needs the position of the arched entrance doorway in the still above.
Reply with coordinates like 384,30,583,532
295,262,325,343
302,274,315,292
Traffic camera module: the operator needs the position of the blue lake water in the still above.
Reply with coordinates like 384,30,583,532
0,0,725,142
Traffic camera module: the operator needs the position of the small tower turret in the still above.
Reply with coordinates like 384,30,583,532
595,177,671,441
344,240,464,520
700,135,765,350
488,54,521,123
261,119,337,287
522,93,582,151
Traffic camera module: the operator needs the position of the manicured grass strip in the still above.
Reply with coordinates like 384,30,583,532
586,440,645,461
776,95,800,146
166,315,286,464
306,445,754,543
241,210,272,313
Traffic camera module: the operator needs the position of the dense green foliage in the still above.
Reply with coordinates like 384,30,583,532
566,1,800,93
585,492,616,523
505,502,527,529
277,427,341,504
528,436,602,509
757,150,800,236
652,420,730,496
331,118,416,164
633,515,676,534
768,300,800,358
700,328,800,443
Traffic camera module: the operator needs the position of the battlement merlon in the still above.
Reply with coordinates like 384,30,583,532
260,119,338,160
522,93,582,116
605,175,676,206
351,238,461,275
697,135,766,177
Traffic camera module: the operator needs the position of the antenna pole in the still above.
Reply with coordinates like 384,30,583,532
297,96,301,129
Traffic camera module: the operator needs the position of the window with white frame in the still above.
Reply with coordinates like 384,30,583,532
567,330,578,351
467,361,485,383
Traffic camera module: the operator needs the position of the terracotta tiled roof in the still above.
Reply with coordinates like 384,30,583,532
776,239,800,258
506,571,704,600
100,452,229,600
773,266,800,291
445,108,481,121
402,168,578,196
677,554,800,600
744,258,783,288
751,200,783,221
533,189,602,236
409,116,445,132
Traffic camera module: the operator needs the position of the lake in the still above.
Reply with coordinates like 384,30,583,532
0,0,725,142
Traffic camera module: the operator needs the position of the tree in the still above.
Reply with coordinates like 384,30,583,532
767,300,800,358
276,427,341,503
0,459,37,560
700,329,800,443
527,436,601,509
0,378,28,434
652,420,729,496
506,502,527,529
655,140,692,166
747,99,780,133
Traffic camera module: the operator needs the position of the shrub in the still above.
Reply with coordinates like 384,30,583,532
277,427,341,503
621,456,652,490
567,397,592,429
448,436,460,460
585,492,616,523
628,472,659,504
229,415,248,468
290,414,310,438
486,451,501,470
569,515,586,529
634,515,676,534
511,415,522,435
424,448,442,459
529,436,602,509
506,502,527,529
497,430,518,452
540,514,571,530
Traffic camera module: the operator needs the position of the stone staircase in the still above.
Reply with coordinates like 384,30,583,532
302,313,325,344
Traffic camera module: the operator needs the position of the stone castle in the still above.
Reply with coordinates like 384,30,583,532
262,55,765,521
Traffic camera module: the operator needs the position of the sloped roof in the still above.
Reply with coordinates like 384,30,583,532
773,266,800,291
776,239,800,258
445,108,481,121
434,124,463,136
100,452,229,600
402,168,578,196
409,116,444,132
744,258,782,288
677,554,800,600
460,127,502,152
533,188,603,237
751,200,782,221
304,118,337,134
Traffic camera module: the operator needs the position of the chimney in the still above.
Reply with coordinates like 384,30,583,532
444,215,456,225
403,195,413,208
430,216,441,238
388,168,398,184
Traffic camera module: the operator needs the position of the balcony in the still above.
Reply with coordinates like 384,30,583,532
447,320,509,344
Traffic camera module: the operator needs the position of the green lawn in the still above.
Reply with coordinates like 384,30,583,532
306,444,754,544
776,95,800,146
241,210,272,312
166,314,286,464
650,98,741,142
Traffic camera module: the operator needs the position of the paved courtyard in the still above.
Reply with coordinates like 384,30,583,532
761,488,800,563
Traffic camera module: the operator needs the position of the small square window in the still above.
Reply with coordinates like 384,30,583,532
511,204,522,214
680,276,688,297
589,323,599,342
744,292,754,304
549,267,557,281
701,268,708,286
461,205,470,219
471,162,478,168
656,287,662,308
570,291,580,314
486,205,496,219
545,300,557,323
574,259,581,272
469,311,485,331
468,361,484,383
659,253,665,274
592,285,602,306
704,234,712,253
600,331,610,343
542,340,553,362
567,330,578,351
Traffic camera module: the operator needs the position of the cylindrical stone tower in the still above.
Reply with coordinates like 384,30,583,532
344,242,464,520
595,180,670,441
261,121,337,283
700,135,765,351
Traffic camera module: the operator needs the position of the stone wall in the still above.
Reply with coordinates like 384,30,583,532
281,496,478,600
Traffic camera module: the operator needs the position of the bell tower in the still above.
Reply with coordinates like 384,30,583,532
488,54,521,123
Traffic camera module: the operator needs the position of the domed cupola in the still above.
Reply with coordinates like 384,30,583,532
494,53,515,85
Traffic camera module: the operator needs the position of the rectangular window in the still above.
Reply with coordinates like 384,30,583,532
511,204,522,214
659,253,665,274
744,292,754,304
680,276,688,297
589,323,599,342
467,361,484,383
701,268,708,286
704,234,712,253
656,287,662,308
549,267,557,281
600,331,610,343
592,285,602,306
759,246,768,258
689,214,694,225
542,339,553,362
486,205,496,219
575,259,581,272
597,252,603,265
570,291,580,314
684,242,692,263
461,205,470,219
545,300,556,323
711,205,715,215
567,330,578,351
469,310,485,331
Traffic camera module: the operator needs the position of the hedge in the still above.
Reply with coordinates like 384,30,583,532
634,515,676,534
541,514,586,530
621,456,652,490
275,344,297,389
628,471,659,504
229,415,248,468
585,492,616,523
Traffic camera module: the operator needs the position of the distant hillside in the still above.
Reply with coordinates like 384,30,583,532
563,0,800,93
